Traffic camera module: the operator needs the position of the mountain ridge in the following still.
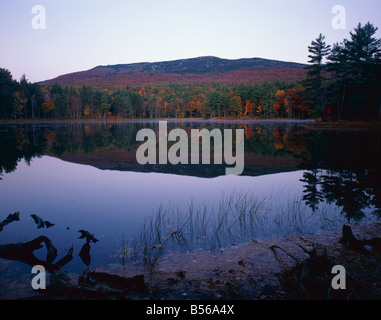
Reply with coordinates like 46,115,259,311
40,56,308,87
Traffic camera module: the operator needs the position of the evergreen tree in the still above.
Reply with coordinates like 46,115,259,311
327,42,351,121
0,68,17,118
327,22,381,120
305,34,331,120
345,22,381,119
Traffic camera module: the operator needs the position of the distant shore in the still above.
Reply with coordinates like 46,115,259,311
2,118,381,130
0,117,316,124
305,120,381,130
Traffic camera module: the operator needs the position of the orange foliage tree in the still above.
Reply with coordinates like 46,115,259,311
186,96,203,117
228,92,243,116
41,97,55,117
12,92,27,118
244,100,255,117
273,87,310,119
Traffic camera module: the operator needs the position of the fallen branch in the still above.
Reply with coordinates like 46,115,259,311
0,236,71,272
0,212,20,231
270,244,300,268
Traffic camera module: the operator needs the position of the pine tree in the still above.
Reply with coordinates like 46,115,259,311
345,23,381,119
0,68,17,118
327,42,351,121
305,34,331,120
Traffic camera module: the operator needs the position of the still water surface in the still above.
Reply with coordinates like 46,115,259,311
0,120,380,273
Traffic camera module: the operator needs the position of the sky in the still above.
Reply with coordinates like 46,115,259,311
0,0,381,83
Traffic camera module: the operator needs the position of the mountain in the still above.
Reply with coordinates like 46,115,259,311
40,56,307,87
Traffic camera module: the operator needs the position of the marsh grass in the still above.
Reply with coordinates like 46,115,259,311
118,191,344,271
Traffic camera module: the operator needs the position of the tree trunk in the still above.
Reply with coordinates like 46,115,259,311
338,83,346,122
30,95,35,119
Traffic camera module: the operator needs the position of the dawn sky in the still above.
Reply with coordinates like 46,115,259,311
1,0,381,83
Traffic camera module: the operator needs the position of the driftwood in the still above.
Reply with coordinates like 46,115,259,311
26,267,148,300
0,234,147,299
273,244,336,299
0,212,20,231
339,225,381,253
55,245,74,268
79,269,148,293
273,227,372,300
77,230,98,266
31,273,148,300
79,242,91,266
0,213,71,272
0,236,72,272
78,230,99,243
0,210,150,300
30,214,55,229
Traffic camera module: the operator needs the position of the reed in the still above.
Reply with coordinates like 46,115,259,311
119,190,345,271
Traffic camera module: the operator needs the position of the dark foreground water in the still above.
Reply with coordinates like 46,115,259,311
0,120,380,289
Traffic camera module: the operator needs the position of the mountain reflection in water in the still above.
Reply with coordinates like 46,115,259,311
1,121,380,222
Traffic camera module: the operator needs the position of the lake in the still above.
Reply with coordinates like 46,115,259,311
1,120,380,286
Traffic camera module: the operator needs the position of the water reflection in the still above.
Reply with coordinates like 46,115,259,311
301,168,381,221
297,128,381,220
1,121,381,285
1,121,381,223
1,120,380,301
0,121,306,179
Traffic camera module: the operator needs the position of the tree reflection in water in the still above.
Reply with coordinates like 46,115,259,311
299,128,381,221
1,121,380,222
301,168,381,221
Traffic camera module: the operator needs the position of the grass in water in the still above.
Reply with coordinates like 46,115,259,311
117,191,345,272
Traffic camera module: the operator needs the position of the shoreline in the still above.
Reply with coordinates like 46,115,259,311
0,117,315,123
143,220,381,300
305,120,381,130
1,118,380,129
2,220,379,300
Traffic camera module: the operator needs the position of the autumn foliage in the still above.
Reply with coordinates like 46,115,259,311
273,86,311,119
0,67,312,120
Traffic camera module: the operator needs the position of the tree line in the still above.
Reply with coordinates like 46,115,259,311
1,22,380,121
0,73,308,120
306,22,381,121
